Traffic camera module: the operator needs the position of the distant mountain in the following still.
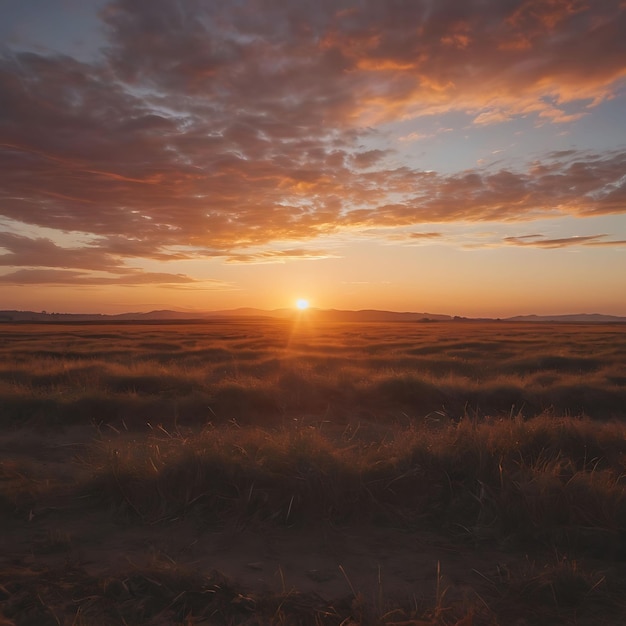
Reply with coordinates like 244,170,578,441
505,313,626,323
126,308,454,322
208,307,292,318
114,310,208,320
0,309,207,322
298,309,451,322
1,309,624,323
0,308,451,323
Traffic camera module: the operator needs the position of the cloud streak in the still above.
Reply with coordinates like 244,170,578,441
503,234,626,248
0,268,209,286
225,248,339,264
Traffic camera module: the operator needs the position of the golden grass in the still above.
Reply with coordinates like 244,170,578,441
1,320,626,624
0,320,624,430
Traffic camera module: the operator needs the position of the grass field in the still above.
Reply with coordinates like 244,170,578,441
1,319,626,625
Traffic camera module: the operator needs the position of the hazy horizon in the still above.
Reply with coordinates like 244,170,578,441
3,305,626,322
1,1,625,316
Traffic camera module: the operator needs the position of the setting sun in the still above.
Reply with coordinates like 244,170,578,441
296,298,309,310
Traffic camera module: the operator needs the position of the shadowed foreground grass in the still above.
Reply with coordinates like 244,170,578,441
80,414,626,553
3,414,626,624
1,555,622,626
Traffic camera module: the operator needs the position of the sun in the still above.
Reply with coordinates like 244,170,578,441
296,298,309,310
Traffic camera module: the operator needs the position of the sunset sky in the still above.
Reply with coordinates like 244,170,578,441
1,0,625,317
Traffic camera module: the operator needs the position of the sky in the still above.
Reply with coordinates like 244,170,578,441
1,0,625,317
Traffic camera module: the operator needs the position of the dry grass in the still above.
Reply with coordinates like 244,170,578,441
75,413,626,557
1,553,624,625
1,319,626,625
0,320,624,430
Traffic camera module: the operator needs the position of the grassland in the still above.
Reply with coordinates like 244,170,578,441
1,318,626,625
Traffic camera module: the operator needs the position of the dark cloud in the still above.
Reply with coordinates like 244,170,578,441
0,0,625,284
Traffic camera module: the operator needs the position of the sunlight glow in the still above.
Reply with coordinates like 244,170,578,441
296,298,309,310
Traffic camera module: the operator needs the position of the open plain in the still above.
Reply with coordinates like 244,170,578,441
1,318,626,625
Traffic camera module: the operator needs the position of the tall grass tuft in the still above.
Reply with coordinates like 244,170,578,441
80,413,626,558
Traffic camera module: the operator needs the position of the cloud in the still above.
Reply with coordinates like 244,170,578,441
225,248,339,264
398,132,431,142
340,150,626,226
0,268,207,286
0,232,125,271
503,234,626,248
384,231,444,244
314,0,626,123
352,149,389,168
408,232,443,239
0,0,624,285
